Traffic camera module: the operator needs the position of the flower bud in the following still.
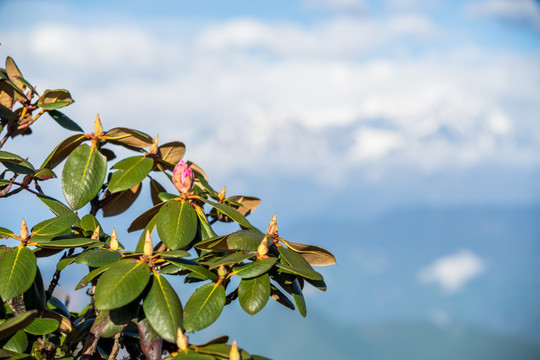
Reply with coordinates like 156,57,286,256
144,230,153,257
149,134,159,155
218,265,228,279
20,218,29,240
110,228,119,250
218,186,226,203
94,113,103,135
257,237,269,257
91,226,101,241
176,327,189,352
267,213,278,237
230,340,240,360
172,160,194,193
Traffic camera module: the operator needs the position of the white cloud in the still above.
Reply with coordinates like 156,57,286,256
418,250,486,294
466,0,540,30
2,14,539,190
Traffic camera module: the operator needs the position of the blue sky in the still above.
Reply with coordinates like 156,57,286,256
1,0,540,358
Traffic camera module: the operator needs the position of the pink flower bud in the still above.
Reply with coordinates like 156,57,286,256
172,160,194,193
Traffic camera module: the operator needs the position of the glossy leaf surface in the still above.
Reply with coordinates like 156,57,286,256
238,273,270,315
62,144,107,210
94,259,150,310
142,273,183,343
0,246,37,300
108,156,153,193
157,200,197,250
183,283,225,333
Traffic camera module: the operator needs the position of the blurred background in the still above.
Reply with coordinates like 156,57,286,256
1,0,539,359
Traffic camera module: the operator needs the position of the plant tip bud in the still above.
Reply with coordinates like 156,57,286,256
172,160,195,193
218,186,226,202
20,218,29,240
149,134,159,155
94,113,103,134
144,230,153,257
110,228,119,250
267,213,278,237
257,237,269,257
91,226,101,240
176,327,189,352
218,265,228,278
230,340,240,360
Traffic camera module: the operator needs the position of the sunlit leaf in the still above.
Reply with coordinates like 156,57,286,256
0,246,37,300
104,127,153,148
233,258,276,279
24,318,59,335
238,273,270,315
183,282,225,333
280,239,336,266
108,156,153,193
157,200,198,250
41,134,86,169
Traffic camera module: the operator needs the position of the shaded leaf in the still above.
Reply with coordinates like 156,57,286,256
102,183,142,217
277,247,323,281
0,246,37,300
62,144,107,210
23,267,45,313
5,57,25,91
76,263,114,290
157,200,198,250
291,278,306,317
280,239,336,266
183,282,225,333
104,127,153,148
270,285,295,310
41,134,86,169
0,310,37,340
47,110,83,132
37,194,77,218
79,214,102,234
33,236,98,249
150,179,166,205
220,195,261,222
33,168,56,180
108,156,153,193
193,235,229,252
157,141,185,166
204,252,255,270
47,296,71,319
128,202,164,232
94,259,150,310
137,318,162,360
164,258,218,281
143,273,182,343
238,273,270,315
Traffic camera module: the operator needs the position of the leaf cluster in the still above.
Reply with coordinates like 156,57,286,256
0,57,335,359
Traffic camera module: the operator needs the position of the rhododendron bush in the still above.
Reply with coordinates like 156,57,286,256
0,57,335,359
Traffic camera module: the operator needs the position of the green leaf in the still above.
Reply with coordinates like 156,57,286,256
79,214,102,234
41,134,86,169
157,200,198,250
204,252,255,270
37,194,77,218
270,285,295,310
0,150,24,163
33,236,98,249
233,257,277,279
200,198,251,228
0,103,17,120
277,247,323,281
291,278,306,317
195,343,251,359
47,110,83,132
164,258,218,281
90,301,137,338
108,156,153,193
75,249,121,267
23,318,59,335
157,192,177,202
0,246,36,300
94,259,150,310
194,206,217,241
227,229,264,251
193,235,229,252
33,168,55,181
75,263,114,290
0,310,37,340
62,144,107,210
183,282,225,333
238,273,270,315
135,216,158,252
172,350,215,359
142,273,183,343
2,330,27,353
1,159,34,175
30,214,76,237
0,227,14,239
37,101,72,110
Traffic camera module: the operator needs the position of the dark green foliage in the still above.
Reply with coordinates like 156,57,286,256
0,56,335,359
